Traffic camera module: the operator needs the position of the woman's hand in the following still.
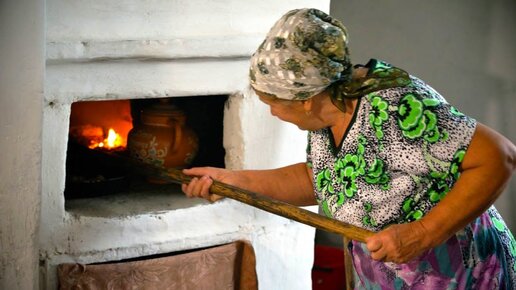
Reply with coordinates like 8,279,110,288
181,167,232,202
365,220,432,264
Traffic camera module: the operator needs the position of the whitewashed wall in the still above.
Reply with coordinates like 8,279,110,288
0,0,44,289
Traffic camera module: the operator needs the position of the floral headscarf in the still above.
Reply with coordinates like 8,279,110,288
249,8,411,103
249,8,352,100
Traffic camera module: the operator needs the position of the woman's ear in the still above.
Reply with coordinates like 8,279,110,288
302,99,313,113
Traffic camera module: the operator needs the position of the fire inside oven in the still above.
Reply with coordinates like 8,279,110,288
65,95,227,200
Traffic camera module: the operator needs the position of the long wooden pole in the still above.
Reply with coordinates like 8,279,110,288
163,168,374,243
104,151,375,243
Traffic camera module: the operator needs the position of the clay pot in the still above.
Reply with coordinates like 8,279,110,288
127,101,198,180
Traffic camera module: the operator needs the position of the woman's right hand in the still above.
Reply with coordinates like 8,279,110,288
181,167,232,202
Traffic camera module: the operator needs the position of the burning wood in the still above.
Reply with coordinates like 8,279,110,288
70,125,126,150
68,99,133,151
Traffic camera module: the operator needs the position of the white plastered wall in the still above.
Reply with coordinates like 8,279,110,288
0,0,44,289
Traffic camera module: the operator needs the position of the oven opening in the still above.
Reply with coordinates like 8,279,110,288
64,95,227,216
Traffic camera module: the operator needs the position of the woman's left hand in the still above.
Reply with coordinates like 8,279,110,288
365,221,432,264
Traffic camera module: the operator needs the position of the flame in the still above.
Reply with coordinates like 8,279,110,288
86,127,125,150
106,128,122,148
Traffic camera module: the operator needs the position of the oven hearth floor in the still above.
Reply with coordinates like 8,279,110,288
65,182,209,218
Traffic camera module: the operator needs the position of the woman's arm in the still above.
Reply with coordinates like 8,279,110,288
366,123,516,263
181,162,317,206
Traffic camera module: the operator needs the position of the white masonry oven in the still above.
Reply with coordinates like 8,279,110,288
40,0,329,289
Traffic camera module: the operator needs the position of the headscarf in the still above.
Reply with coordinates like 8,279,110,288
249,8,411,104
249,8,351,101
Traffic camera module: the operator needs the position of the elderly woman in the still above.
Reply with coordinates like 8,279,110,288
182,8,516,289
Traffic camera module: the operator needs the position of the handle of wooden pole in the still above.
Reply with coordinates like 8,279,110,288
99,151,375,243
164,168,375,243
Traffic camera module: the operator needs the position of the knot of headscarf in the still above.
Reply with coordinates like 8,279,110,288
249,8,352,100
332,59,412,100
249,9,412,106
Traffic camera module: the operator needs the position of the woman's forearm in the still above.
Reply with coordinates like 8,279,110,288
419,123,516,247
232,162,317,206
182,162,316,205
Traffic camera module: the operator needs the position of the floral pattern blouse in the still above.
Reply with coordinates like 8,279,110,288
307,60,516,289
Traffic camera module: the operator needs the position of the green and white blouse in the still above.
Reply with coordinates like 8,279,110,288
307,60,477,232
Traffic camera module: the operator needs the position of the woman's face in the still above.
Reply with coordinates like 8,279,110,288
255,90,321,130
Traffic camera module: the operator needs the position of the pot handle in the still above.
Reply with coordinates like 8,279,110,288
171,120,183,153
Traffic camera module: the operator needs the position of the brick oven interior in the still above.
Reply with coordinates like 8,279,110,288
64,96,226,209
